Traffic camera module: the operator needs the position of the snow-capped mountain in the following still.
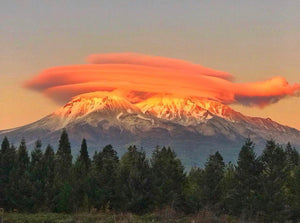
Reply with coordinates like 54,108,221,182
137,97,212,125
136,96,245,125
53,93,141,129
1,92,299,167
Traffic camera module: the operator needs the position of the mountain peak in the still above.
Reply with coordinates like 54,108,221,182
54,92,140,120
1,93,300,168
53,93,246,126
136,96,243,124
137,97,207,121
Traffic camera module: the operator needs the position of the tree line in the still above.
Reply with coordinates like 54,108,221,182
0,129,299,222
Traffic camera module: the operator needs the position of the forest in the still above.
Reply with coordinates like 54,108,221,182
0,129,299,222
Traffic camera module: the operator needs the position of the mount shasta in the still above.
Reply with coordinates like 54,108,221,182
1,92,299,166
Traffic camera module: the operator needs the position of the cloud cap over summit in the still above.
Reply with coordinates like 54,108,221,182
24,53,300,107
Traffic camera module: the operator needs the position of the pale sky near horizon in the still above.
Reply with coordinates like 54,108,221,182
1,1,300,129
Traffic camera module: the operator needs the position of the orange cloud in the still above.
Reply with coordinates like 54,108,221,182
24,53,300,107
88,53,233,80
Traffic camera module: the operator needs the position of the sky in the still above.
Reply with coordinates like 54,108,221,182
1,0,300,129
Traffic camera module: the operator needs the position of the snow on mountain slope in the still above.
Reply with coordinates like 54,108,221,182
1,92,299,167
53,92,141,128
55,92,140,118
136,96,246,125
192,98,245,122
51,93,242,128
30,92,300,136
48,93,300,144
136,97,211,125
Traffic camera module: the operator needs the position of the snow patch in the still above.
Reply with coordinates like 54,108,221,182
206,114,213,120
116,112,123,121
137,114,152,122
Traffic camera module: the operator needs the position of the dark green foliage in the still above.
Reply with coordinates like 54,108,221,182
30,140,45,210
183,167,204,213
6,139,32,211
16,138,30,174
231,138,262,218
0,133,299,222
287,166,300,222
55,129,72,183
57,183,72,213
201,151,225,210
259,140,289,222
43,144,55,211
88,144,120,210
151,146,186,210
53,129,73,212
120,145,153,213
77,138,91,171
220,162,237,215
73,138,91,211
31,140,43,168
0,137,16,207
285,143,300,222
286,142,299,167
1,136,10,152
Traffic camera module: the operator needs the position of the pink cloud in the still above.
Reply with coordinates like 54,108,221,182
24,53,300,107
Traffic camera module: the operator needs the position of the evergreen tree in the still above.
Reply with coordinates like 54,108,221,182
286,166,300,222
0,136,10,154
88,144,120,210
73,138,91,211
231,138,262,219
183,167,204,213
0,137,10,206
42,144,55,211
30,140,45,211
54,129,73,213
201,151,225,211
284,142,300,222
260,140,288,222
0,133,298,218
0,137,16,207
57,182,72,213
151,146,186,210
220,162,237,215
17,138,30,174
77,138,91,171
6,138,32,211
55,129,72,182
31,140,43,168
119,145,152,213
285,142,299,167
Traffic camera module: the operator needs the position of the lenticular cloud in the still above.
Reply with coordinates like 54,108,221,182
24,53,300,107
